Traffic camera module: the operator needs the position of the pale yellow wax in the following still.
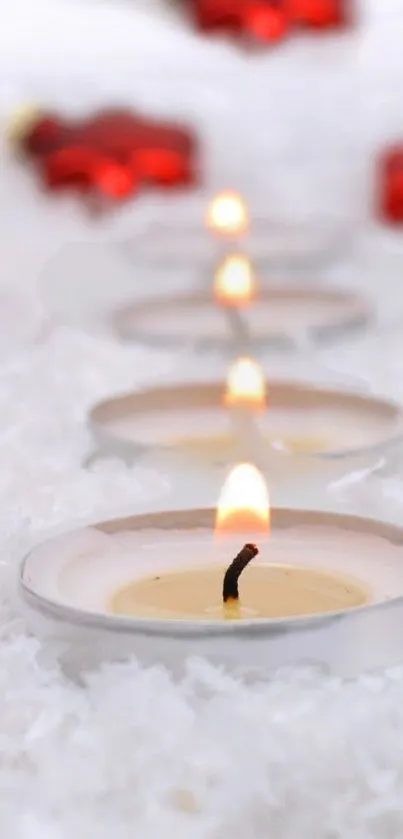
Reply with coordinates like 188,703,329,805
166,432,332,467
111,564,368,621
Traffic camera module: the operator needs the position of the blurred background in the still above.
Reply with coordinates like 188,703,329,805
2,0,403,519
1,0,401,241
1,0,403,342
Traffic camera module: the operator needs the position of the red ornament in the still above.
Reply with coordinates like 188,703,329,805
16,108,199,205
244,2,289,41
287,0,349,29
191,0,351,37
91,160,138,200
377,146,403,225
22,114,65,157
43,147,97,191
193,0,242,32
134,149,192,187
192,0,290,42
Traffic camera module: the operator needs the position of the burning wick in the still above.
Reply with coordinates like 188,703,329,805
215,463,269,619
224,357,267,468
222,543,259,603
214,254,256,352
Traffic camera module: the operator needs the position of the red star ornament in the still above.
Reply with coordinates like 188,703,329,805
14,107,199,204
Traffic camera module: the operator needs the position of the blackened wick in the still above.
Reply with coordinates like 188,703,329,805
222,543,259,603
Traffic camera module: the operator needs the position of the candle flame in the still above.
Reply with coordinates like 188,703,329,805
214,254,257,307
206,191,248,237
224,357,267,412
215,463,270,537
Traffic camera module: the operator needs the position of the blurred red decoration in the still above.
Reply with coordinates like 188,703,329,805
377,146,403,225
15,108,199,206
287,0,349,29
193,0,242,33
192,0,289,42
189,0,350,39
244,3,289,41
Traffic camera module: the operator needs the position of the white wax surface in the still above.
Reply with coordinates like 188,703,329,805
122,297,357,342
102,406,395,453
24,525,403,619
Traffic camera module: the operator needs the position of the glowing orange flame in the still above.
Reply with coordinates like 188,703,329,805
214,254,257,307
224,357,267,412
206,191,249,237
215,463,270,537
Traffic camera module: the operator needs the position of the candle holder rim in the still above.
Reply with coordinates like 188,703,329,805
19,506,403,638
120,216,353,262
117,285,368,309
112,285,373,350
88,378,403,462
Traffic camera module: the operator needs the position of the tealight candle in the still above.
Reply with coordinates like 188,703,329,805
89,379,403,491
113,286,372,350
20,466,403,676
25,465,380,625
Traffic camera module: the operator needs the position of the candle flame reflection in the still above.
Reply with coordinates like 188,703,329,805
224,357,266,412
215,463,270,538
214,254,257,307
206,191,248,236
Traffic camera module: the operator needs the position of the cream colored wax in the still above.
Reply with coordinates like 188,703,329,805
102,406,395,456
169,432,331,467
111,564,368,621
